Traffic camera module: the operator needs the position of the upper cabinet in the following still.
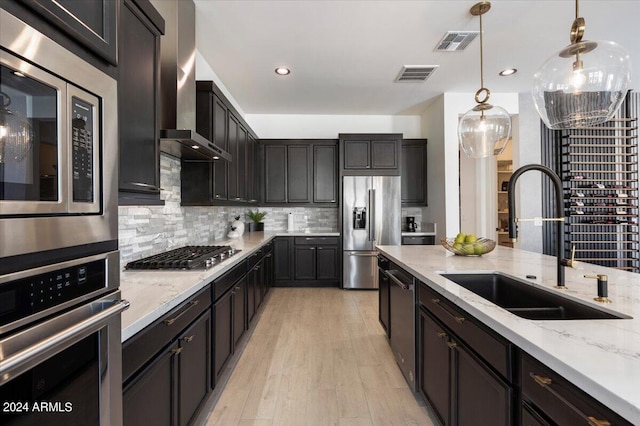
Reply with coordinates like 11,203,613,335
18,0,118,65
339,134,402,176
183,81,258,206
401,139,428,206
118,0,165,205
262,140,337,206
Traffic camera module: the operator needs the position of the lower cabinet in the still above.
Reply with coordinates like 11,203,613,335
214,288,233,382
419,309,451,425
275,236,340,286
122,293,211,426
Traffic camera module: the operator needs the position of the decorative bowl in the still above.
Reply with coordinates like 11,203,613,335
441,237,496,256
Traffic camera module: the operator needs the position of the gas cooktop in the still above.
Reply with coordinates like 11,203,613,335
125,245,240,270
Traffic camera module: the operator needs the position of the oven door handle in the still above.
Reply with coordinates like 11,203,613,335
0,299,130,385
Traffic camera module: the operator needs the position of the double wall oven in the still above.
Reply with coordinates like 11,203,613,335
1,9,125,426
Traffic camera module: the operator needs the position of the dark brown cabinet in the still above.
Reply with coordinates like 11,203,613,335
123,287,212,426
313,144,338,204
401,139,428,206
262,140,338,206
118,0,165,204
190,81,258,205
419,309,451,425
232,277,247,348
19,0,118,65
213,289,233,381
340,134,402,175
275,237,339,286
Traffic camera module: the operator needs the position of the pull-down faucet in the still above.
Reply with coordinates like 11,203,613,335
507,164,568,289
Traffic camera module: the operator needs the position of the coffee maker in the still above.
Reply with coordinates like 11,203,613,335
405,216,418,232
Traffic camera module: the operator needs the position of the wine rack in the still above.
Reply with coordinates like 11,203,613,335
556,92,639,272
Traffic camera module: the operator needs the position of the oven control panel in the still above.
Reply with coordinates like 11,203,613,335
0,260,105,328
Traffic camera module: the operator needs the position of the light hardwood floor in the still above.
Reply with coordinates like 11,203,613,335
204,288,437,426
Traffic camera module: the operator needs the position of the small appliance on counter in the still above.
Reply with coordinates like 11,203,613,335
405,216,418,232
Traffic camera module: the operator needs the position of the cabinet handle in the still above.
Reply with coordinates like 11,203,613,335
330,200,336,203
265,253,272,258
309,247,315,250
164,300,199,326
128,182,164,191
317,247,323,250
182,335,194,343
528,373,610,426
446,341,458,349
171,348,183,355
253,266,261,271
431,298,465,324
437,332,447,339
215,194,221,198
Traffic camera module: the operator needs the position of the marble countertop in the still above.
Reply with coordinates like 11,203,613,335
120,230,337,342
401,232,436,236
376,244,640,424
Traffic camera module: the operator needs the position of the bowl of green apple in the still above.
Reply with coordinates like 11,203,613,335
441,233,496,256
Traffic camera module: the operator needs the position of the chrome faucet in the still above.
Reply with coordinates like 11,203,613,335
507,164,568,289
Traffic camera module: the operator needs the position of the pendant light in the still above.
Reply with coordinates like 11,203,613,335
458,1,511,159
532,0,631,129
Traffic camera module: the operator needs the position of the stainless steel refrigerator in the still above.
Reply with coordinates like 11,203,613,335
343,176,401,289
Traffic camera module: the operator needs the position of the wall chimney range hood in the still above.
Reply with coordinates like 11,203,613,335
153,0,232,163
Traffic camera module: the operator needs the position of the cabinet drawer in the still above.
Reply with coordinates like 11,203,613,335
401,235,435,245
214,260,247,301
246,248,263,269
123,285,211,383
418,281,512,380
521,354,632,426
294,236,338,245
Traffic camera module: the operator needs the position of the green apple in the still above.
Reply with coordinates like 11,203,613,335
473,243,485,255
453,242,463,250
461,244,475,255
465,234,478,244
455,232,466,244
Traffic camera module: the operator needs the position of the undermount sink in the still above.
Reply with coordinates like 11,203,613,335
440,273,631,320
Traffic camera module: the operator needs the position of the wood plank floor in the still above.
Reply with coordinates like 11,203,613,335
204,288,437,426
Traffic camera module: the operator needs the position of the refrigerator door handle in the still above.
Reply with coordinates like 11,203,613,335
348,252,378,257
369,189,376,242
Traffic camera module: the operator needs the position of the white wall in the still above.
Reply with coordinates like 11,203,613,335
195,50,247,119
244,114,422,139
421,96,446,240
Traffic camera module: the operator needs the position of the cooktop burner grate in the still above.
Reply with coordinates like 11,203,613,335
125,245,239,270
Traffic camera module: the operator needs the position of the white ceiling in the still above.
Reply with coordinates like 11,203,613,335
194,0,640,115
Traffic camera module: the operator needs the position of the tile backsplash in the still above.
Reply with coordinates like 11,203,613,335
119,154,337,264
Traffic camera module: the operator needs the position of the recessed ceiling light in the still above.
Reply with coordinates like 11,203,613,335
191,145,199,149
275,67,291,76
499,68,517,76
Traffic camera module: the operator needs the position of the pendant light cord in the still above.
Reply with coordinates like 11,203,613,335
575,0,579,20
479,10,484,90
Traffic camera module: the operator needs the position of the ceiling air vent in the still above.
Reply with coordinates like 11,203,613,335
395,65,439,82
435,31,479,52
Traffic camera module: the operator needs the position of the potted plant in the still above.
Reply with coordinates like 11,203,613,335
247,209,267,232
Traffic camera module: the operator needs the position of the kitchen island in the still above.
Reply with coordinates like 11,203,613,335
376,244,640,424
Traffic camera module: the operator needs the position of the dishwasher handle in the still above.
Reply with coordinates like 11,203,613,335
385,270,413,291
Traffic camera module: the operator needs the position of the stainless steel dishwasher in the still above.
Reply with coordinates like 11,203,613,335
383,261,416,390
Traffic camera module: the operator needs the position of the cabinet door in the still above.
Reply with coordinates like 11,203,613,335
178,311,211,426
237,125,247,201
246,267,256,324
316,246,338,280
227,114,239,200
22,0,118,65
287,145,311,203
401,141,427,205
274,237,293,281
419,309,451,426
212,96,228,200
123,342,177,426
344,140,370,169
214,290,233,381
264,252,273,290
246,135,257,203
233,277,247,348
254,260,264,310
118,0,162,198
371,140,398,169
378,267,390,335
454,341,511,426
313,144,337,203
265,145,287,203
294,246,316,280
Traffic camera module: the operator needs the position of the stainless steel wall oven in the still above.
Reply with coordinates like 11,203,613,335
0,9,125,426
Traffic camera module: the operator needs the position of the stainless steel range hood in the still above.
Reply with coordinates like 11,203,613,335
152,0,231,162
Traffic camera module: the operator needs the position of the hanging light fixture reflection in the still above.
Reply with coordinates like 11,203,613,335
532,0,631,129
458,1,511,158
0,91,34,164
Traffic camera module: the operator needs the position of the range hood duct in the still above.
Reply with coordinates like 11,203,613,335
152,0,231,162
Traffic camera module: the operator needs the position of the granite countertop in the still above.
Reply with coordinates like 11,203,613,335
376,244,640,424
120,230,338,342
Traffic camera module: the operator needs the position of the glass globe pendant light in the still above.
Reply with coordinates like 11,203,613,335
532,0,631,129
458,1,511,158
0,91,34,164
